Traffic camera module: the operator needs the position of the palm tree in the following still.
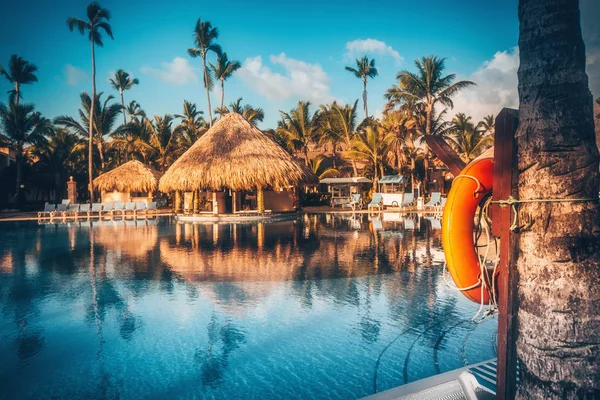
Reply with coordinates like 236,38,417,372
385,56,474,136
188,17,221,128
318,101,359,175
515,0,600,397
30,128,83,202
55,92,121,172
144,115,177,172
0,55,38,106
0,102,51,207
381,110,416,173
209,53,241,110
308,155,339,180
476,114,495,136
174,100,207,154
345,56,378,119
344,126,391,186
67,1,113,201
109,69,139,125
276,101,320,166
215,98,264,127
446,113,493,162
125,100,145,123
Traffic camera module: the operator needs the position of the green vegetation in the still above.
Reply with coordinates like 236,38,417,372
0,3,494,209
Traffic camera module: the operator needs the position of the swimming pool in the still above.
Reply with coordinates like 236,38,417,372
0,215,497,399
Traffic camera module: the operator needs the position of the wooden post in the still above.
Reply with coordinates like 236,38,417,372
193,190,199,214
257,187,264,213
232,191,237,213
174,190,182,214
212,191,218,215
492,108,519,400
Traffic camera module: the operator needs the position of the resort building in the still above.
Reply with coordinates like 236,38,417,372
159,112,312,215
93,160,160,204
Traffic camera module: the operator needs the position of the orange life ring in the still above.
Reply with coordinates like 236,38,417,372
442,157,496,304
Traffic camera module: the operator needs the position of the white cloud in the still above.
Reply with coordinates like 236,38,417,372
452,47,519,121
140,57,198,85
236,53,335,104
64,64,87,86
345,39,402,62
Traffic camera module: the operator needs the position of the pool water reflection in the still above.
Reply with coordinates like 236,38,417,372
0,214,497,399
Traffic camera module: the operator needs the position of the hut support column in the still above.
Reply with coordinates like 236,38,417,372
212,192,218,215
257,186,265,213
232,191,237,213
174,191,182,214
193,190,199,214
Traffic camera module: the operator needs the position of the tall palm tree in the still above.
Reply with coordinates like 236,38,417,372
67,1,113,201
515,0,600,397
446,113,493,162
188,17,221,128
55,92,121,172
30,128,83,202
215,98,264,127
0,102,50,207
318,101,359,175
276,101,320,166
381,110,416,173
345,56,378,119
385,56,474,136
209,53,241,110
174,100,207,154
109,69,139,124
476,114,495,136
141,115,178,172
344,126,391,186
125,100,145,123
0,55,38,106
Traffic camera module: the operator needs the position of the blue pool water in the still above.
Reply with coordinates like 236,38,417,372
0,215,497,399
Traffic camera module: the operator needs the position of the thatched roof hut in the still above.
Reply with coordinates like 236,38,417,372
159,113,310,192
93,160,160,193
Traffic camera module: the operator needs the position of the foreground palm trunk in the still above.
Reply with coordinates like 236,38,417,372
516,0,600,398
88,40,96,203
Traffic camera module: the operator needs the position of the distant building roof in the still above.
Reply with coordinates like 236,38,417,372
319,177,372,184
379,175,406,184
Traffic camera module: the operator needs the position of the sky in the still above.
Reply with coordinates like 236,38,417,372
0,0,598,129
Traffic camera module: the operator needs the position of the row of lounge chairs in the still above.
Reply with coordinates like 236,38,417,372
38,202,158,220
368,192,447,212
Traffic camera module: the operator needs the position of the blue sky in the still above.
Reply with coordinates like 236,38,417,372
1,0,582,129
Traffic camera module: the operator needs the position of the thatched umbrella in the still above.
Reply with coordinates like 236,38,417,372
159,112,311,212
93,160,160,194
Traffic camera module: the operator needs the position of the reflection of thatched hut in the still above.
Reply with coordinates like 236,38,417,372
93,160,160,203
159,113,311,214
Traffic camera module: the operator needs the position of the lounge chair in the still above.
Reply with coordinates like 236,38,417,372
90,203,103,218
367,193,384,211
79,204,91,218
401,193,415,208
424,192,442,209
65,203,80,218
436,197,447,213
38,203,55,219
61,199,71,206
112,202,125,219
146,202,157,217
51,204,68,220
134,202,146,218
331,197,350,208
123,202,136,218
342,194,362,211
101,202,113,219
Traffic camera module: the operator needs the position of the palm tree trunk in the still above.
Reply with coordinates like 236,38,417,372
515,0,600,398
15,83,19,107
201,54,213,127
363,79,368,119
88,39,96,202
120,89,126,125
220,79,225,111
15,147,23,208
304,146,309,167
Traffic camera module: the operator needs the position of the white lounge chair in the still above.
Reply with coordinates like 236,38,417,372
65,203,80,218
112,202,125,219
436,197,447,213
90,203,103,218
146,202,157,217
368,193,384,211
124,202,136,218
38,203,55,219
79,204,91,218
342,194,362,211
51,204,68,220
424,192,442,209
134,202,146,218
101,202,113,219
401,193,415,208
61,199,71,206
